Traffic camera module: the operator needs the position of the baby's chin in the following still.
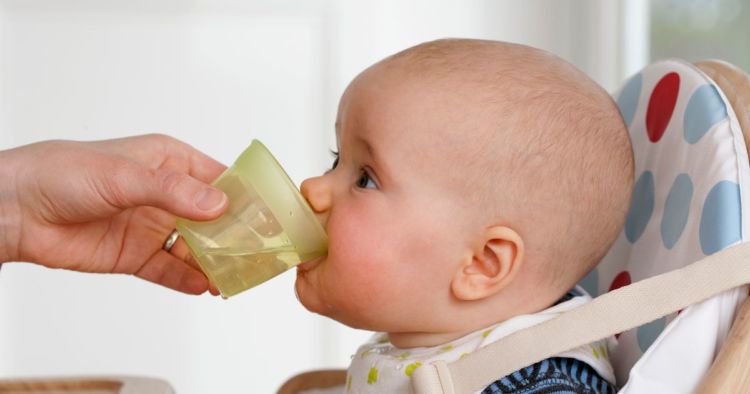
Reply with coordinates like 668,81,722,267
293,277,380,330
294,274,315,308
294,272,331,316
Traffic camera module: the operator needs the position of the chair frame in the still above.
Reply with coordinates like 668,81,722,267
0,376,175,394
693,59,750,394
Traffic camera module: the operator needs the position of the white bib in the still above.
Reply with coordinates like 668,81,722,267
347,288,615,393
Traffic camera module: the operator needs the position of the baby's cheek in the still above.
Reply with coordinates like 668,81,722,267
328,209,386,269
326,215,401,301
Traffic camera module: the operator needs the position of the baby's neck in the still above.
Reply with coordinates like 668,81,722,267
386,286,566,349
387,330,473,349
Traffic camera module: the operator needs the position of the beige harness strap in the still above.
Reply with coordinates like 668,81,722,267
411,241,750,394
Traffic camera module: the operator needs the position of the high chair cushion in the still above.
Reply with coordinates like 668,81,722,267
580,59,750,390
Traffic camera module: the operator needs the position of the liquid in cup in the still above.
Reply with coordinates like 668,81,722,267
176,140,328,298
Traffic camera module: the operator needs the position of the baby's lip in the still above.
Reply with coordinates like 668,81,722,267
297,257,323,272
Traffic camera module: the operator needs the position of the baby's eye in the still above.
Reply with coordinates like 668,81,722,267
356,170,377,189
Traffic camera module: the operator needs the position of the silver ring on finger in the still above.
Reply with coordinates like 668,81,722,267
163,229,180,253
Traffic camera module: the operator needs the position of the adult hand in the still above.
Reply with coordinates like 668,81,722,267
0,134,228,294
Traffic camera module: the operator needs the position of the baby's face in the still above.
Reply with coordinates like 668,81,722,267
295,67,475,332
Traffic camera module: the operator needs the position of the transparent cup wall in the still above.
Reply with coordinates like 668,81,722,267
177,171,302,298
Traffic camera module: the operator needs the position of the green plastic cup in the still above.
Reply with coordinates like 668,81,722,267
176,140,328,298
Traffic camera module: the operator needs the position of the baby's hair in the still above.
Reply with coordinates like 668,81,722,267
382,39,634,294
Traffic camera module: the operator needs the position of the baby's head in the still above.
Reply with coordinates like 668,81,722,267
296,39,633,347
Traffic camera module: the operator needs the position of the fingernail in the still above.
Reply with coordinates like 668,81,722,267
195,187,226,212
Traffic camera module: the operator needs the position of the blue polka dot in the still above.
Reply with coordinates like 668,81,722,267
700,181,742,255
684,84,728,144
578,268,599,296
637,317,666,352
661,174,693,249
625,171,655,243
617,72,642,128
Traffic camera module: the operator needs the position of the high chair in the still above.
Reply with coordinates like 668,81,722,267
0,376,174,394
278,59,750,394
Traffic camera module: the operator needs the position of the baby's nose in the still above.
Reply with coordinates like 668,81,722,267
300,175,332,217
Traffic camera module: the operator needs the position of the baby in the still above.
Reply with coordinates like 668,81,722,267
295,39,633,393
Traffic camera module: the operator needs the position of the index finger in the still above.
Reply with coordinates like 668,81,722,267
184,144,228,184
94,134,228,184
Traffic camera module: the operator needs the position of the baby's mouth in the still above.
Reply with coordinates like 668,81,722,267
297,256,324,273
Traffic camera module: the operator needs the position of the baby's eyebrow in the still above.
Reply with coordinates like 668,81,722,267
358,137,389,179
355,136,376,160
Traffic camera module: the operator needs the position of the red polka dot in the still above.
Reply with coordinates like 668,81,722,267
609,271,632,291
646,72,680,142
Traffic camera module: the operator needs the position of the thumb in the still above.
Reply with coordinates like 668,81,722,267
104,163,228,221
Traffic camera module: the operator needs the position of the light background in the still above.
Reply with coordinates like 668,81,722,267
0,1,658,393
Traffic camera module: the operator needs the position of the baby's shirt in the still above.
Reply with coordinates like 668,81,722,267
346,287,616,393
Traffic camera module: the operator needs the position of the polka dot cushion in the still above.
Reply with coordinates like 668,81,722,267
579,59,750,390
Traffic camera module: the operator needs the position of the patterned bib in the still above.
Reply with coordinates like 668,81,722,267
346,288,615,393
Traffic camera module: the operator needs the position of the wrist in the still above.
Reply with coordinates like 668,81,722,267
0,147,22,263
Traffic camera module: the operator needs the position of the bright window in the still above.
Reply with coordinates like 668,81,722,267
651,0,750,70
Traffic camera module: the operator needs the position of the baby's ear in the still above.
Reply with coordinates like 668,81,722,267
450,226,524,301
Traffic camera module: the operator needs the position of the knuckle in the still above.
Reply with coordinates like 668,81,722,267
145,133,192,161
146,132,172,142
143,133,178,150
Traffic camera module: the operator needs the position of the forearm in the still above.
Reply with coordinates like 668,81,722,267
0,147,22,263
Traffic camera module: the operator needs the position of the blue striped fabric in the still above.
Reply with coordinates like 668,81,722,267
482,357,617,394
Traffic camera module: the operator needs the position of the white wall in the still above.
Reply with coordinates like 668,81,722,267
0,1,647,393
